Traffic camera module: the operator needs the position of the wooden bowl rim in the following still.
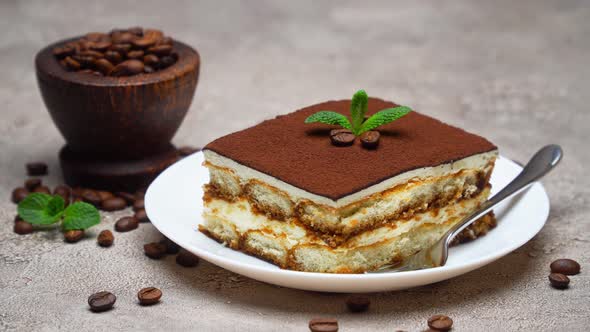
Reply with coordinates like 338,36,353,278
35,36,200,87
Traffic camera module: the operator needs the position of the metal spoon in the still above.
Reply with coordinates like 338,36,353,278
374,144,563,273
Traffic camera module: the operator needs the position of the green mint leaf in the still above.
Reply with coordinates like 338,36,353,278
17,193,64,225
350,90,368,135
62,202,100,231
359,106,412,134
304,111,352,130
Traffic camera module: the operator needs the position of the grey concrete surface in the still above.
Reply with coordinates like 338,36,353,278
1,0,589,331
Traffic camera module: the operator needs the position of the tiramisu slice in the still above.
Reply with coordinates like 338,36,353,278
200,95,498,273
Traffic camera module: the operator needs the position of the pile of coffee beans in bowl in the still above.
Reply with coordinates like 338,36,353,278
52,27,178,77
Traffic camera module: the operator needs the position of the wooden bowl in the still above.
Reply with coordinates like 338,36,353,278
34,37,200,191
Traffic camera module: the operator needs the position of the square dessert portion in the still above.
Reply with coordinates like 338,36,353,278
200,98,498,273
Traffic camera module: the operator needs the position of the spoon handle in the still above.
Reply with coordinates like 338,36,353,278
443,145,563,247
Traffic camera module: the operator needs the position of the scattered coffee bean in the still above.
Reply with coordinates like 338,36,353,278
548,273,570,289
427,315,453,331
176,250,199,267
144,242,167,259
160,237,180,254
97,230,114,247
115,216,138,232
330,129,355,147
345,296,370,312
109,59,144,76
550,259,580,275
11,187,29,203
115,192,136,205
360,131,380,149
133,199,145,212
309,318,338,332
64,229,84,243
81,189,102,207
24,178,42,191
134,209,150,223
53,185,71,203
97,191,114,201
102,197,127,211
88,291,116,312
14,221,33,235
26,162,48,176
33,185,51,194
178,146,201,156
138,287,162,305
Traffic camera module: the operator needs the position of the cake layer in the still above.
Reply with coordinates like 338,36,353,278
204,98,497,200
204,150,497,242
200,187,494,273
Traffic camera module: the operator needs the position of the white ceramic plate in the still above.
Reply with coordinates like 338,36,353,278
146,152,549,293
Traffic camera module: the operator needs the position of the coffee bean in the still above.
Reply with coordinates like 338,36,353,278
330,129,355,147
127,27,143,36
133,199,145,212
157,37,173,46
33,185,51,194
64,56,81,71
85,32,109,42
309,318,338,332
138,287,162,305
24,178,42,191
147,44,172,56
111,31,136,44
134,209,150,223
143,54,159,66
52,45,75,58
72,187,84,198
115,192,135,205
115,216,139,232
132,37,157,49
11,187,29,203
81,189,102,207
126,50,144,59
96,191,113,201
134,190,145,200
427,315,453,331
89,41,112,52
26,162,48,176
64,230,84,243
550,259,580,275
88,291,116,312
346,296,370,312
178,146,201,156
53,185,71,203
159,55,176,68
160,237,180,254
144,65,154,73
97,230,114,247
14,221,33,235
110,43,132,53
549,273,570,289
79,50,104,59
360,131,380,149
94,58,114,75
144,242,167,259
102,197,127,211
14,215,22,223
110,60,144,77
104,50,123,64
176,250,199,267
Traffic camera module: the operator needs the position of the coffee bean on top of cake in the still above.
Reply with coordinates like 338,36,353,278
52,27,178,76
